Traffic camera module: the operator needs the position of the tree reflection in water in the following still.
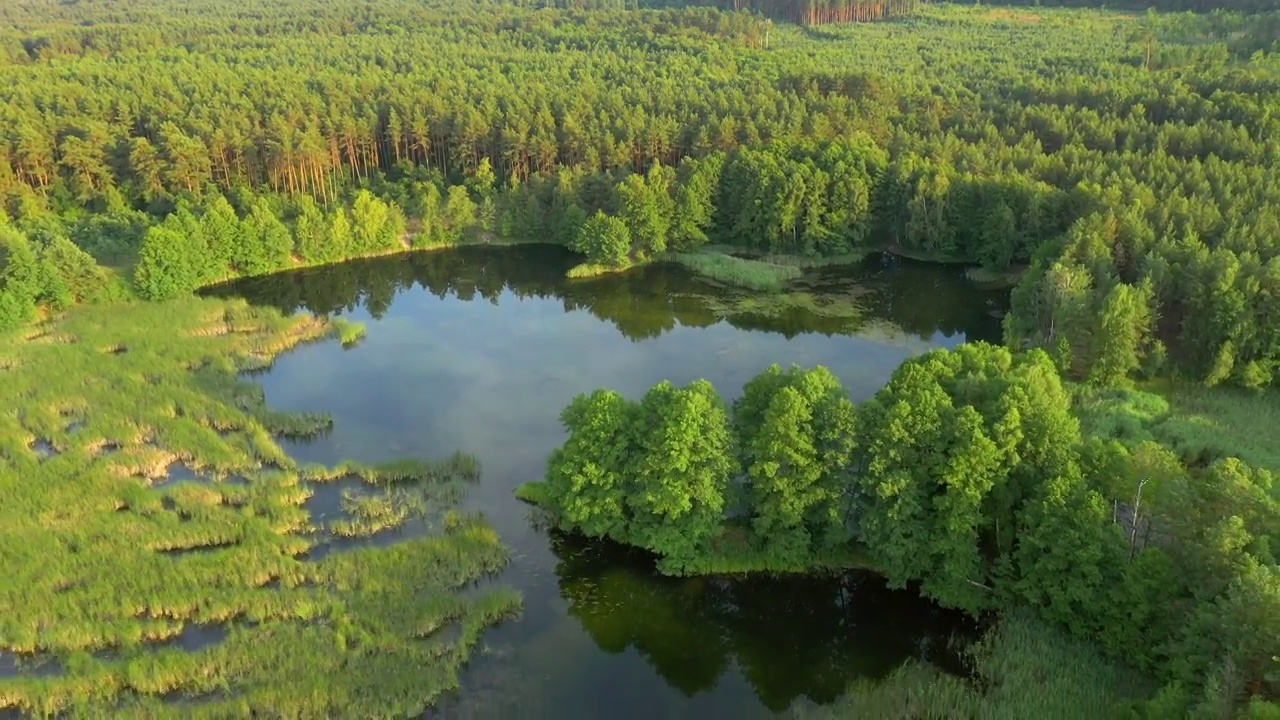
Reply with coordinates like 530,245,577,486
549,532,976,711
205,244,1005,347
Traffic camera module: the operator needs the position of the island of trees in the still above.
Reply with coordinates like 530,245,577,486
1,0,1279,715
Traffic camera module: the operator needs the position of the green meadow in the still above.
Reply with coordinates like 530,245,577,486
0,298,520,716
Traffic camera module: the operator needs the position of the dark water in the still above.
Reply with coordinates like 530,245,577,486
206,245,1005,718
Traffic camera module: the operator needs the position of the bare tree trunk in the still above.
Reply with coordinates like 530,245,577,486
1129,478,1146,560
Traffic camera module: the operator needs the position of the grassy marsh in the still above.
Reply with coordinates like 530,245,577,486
0,298,519,715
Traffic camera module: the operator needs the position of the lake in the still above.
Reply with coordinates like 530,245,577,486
207,244,1007,718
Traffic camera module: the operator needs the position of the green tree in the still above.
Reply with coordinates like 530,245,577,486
853,345,1077,615
628,380,737,571
410,182,445,248
1090,283,1153,387
133,224,200,300
670,153,724,251
128,136,165,201
543,389,638,540
240,198,294,274
36,234,115,309
351,189,392,254
555,202,588,247
617,164,674,257
294,195,329,264
443,185,477,243
0,225,41,330
573,211,632,268
199,195,242,276
328,207,354,260
735,365,856,558
1006,470,1120,634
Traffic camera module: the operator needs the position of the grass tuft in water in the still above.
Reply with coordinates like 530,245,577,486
566,261,640,279
669,251,802,293
332,318,367,348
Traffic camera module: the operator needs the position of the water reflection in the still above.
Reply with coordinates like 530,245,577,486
550,533,973,712
206,245,1004,346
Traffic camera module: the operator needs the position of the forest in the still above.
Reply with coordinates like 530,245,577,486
1,0,1278,715
1,0,1278,389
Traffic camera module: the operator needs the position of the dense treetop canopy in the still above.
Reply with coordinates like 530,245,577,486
1,0,1278,387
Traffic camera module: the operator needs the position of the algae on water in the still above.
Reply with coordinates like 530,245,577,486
0,298,520,716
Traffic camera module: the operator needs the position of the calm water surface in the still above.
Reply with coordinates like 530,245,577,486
208,245,1006,718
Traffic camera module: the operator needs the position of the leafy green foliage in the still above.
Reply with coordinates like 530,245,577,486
543,390,637,539
668,250,801,292
0,224,42,329
735,365,856,560
799,610,1154,720
0,2,1277,390
540,380,736,572
536,344,1277,713
628,380,737,569
572,211,632,268
2,0,1280,713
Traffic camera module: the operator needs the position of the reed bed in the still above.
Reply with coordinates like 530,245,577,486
0,297,519,715
669,250,802,293
566,261,639,279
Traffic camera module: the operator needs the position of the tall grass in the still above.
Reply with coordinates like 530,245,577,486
566,261,639,279
0,297,519,715
1076,380,1280,471
694,245,871,270
669,250,802,292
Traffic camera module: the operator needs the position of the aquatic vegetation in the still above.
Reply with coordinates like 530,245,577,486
964,265,1025,288
330,489,424,539
0,298,519,715
693,288,868,336
668,251,802,293
698,245,872,270
332,318,367,348
307,453,482,486
566,261,643,279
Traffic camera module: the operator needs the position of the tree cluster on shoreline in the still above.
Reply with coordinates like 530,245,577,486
527,351,1279,716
